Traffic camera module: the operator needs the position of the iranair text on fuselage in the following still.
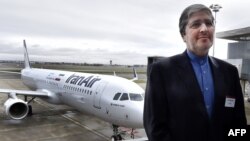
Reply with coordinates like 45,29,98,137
65,73,101,88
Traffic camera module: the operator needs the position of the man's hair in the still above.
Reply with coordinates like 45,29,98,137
179,4,214,37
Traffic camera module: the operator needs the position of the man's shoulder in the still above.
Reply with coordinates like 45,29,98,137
153,53,185,67
147,53,186,76
210,57,238,73
210,57,237,68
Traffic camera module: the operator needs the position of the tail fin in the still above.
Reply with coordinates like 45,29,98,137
130,67,138,81
23,40,31,69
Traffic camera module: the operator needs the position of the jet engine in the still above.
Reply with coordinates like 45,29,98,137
4,98,29,120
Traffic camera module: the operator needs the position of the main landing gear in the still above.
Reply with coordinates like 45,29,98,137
24,96,35,116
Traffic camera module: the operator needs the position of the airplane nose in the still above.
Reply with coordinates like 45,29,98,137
131,102,144,128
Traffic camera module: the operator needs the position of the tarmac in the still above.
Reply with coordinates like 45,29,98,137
0,73,250,141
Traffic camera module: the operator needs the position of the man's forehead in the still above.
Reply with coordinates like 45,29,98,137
188,13,213,22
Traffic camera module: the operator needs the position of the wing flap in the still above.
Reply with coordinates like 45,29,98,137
0,88,48,97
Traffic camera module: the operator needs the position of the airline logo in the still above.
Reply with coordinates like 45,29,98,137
46,73,65,81
65,74,101,88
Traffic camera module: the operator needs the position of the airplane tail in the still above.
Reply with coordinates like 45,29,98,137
23,40,31,69
130,68,138,81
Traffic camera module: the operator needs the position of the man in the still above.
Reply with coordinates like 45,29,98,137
143,4,247,141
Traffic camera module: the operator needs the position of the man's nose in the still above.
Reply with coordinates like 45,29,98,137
200,23,208,32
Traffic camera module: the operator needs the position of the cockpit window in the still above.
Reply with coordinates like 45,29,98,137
120,93,129,101
129,93,143,101
113,93,121,100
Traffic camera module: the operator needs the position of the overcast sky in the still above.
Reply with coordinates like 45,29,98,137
0,0,249,65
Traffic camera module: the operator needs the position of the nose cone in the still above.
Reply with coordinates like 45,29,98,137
137,102,144,128
129,101,144,128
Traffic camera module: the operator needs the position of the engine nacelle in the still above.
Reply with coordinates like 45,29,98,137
4,98,29,120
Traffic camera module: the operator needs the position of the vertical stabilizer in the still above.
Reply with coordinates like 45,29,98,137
23,40,31,69
130,67,138,81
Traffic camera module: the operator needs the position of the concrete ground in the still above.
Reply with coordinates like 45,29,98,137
244,98,250,125
0,75,146,141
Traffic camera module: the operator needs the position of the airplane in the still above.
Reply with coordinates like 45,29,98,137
0,40,146,141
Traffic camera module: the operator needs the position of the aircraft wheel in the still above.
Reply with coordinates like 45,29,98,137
111,135,117,141
117,134,122,140
28,105,33,116
111,135,122,141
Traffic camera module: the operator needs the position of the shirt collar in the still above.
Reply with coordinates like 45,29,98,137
187,49,208,65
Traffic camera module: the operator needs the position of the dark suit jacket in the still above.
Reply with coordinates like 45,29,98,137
143,51,247,141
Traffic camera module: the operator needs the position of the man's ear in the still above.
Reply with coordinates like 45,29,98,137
182,35,186,42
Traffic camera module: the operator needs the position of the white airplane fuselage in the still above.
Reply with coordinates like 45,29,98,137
21,68,144,128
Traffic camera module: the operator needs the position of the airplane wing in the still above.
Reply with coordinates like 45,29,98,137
0,88,48,97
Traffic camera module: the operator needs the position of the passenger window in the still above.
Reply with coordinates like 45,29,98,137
120,93,129,101
113,93,121,100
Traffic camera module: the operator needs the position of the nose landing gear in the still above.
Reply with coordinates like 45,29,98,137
111,125,137,141
111,125,122,141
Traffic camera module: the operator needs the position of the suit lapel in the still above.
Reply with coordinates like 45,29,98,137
175,51,210,120
209,57,227,120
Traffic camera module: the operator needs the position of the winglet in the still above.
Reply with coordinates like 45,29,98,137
130,67,138,81
23,40,31,69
